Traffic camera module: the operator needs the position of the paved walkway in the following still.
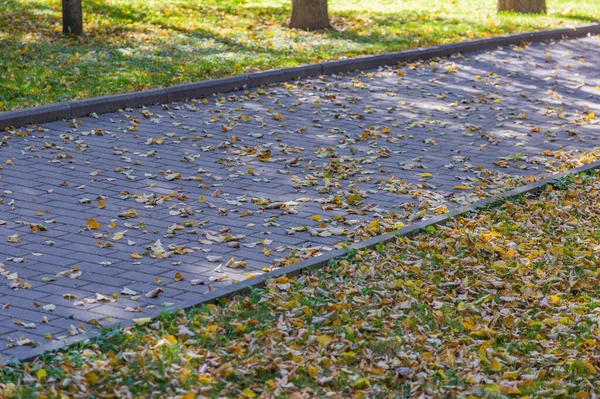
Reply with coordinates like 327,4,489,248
1,35,600,359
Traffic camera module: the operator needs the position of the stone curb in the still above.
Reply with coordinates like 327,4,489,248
1,23,600,130
69,89,169,119
166,76,249,103
4,161,600,365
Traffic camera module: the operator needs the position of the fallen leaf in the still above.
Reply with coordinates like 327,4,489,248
7,234,19,243
121,287,138,296
145,288,164,298
133,317,152,326
87,218,102,230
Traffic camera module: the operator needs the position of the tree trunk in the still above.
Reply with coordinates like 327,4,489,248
498,0,546,14
62,0,83,35
289,0,329,31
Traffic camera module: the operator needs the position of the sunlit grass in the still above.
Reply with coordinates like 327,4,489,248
0,0,598,111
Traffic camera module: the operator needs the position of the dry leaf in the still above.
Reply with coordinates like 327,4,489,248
87,218,102,230
145,288,164,298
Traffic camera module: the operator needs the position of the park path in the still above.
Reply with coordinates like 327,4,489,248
0,35,599,359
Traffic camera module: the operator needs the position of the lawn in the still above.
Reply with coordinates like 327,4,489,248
0,0,599,112
2,171,600,397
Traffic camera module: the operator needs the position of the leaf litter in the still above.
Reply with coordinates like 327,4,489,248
1,37,600,358
2,173,600,397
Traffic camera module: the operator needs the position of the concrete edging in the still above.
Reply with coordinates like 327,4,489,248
1,23,600,130
4,161,600,365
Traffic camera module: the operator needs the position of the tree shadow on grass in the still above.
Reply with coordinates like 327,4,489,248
2,0,597,61
556,12,599,23
1,0,599,110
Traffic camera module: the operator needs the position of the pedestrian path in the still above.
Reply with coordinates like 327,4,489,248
0,35,599,359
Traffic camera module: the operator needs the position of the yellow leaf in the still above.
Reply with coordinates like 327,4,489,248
132,317,151,326
420,173,432,178
346,195,362,205
85,371,99,384
548,294,561,305
502,371,520,379
7,233,19,243
489,358,502,372
454,185,471,190
166,335,177,345
231,322,245,333
242,388,257,398
307,365,319,377
174,272,184,281
465,374,483,384
273,113,284,121
112,231,125,241
311,215,322,221
484,383,500,393
97,198,105,209
317,335,332,347
354,377,370,388
582,360,597,374
130,252,143,259
198,376,215,385
36,368,47,380
499,384,521,394
87,218,102,230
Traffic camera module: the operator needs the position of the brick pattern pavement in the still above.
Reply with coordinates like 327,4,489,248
0,36,599,359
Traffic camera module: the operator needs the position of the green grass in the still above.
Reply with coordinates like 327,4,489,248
0,0,598,111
